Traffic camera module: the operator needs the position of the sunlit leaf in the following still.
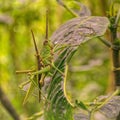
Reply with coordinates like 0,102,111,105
51,16,109,46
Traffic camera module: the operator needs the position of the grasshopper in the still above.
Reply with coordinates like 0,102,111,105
16,10,64,104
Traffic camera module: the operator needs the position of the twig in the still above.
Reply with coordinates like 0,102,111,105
26,111,43,120
98,37,120,50
96,88,120,110
0,86,20,120
56,0,79,17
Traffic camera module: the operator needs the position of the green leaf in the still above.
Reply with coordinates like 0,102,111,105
45,48,74,120
75,100,88,111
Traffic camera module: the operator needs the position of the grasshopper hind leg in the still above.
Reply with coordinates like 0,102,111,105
38,74,46,102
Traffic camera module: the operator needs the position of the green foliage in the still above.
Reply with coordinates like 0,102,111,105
1,0,120,120
44,48,74,120
75,100,88,111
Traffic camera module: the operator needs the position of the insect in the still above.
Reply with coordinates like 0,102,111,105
16,11,64,105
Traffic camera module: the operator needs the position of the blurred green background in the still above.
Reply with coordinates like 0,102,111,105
0,0,113,119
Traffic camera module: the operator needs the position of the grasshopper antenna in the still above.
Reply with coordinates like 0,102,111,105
44,9,49,43
46,10,49,40
31,30,39,56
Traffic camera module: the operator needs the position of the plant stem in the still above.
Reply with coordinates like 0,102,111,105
56,0,78,17
98,37,113,48
0,86,20,120
117,113,120,120
96,88,120,110
110,16,120,88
